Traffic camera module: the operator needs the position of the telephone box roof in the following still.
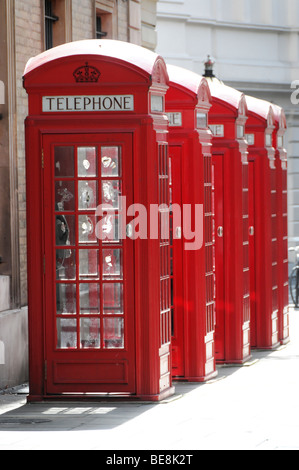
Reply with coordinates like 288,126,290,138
24,39,168,84
167,64,211,102
246,95,275,123
207,77,247,113
272,104,287,129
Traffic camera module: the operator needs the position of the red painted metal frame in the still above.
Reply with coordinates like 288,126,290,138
273,105,290,345
165,65,217,382
208,79,251,364
245,96,280,349
23,39,174,402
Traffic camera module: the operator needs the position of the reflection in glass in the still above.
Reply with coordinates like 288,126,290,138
56,284,76,315
103,283,123,315
55,181,75,212
78,147,97,177
101,147,120,177
103,318,124,349
56,214,75,246
79,249,99,280
80,319,101,349
56,249,76,280
96,214,120,243
103,249,123,279
102,181,121,209
79,215,97,244
57,318,77,349
79,283,100,315
78,181,97,210
197,112,207,129
55,147,75,177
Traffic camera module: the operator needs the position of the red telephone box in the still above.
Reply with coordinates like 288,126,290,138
23,39,175,402
273,105,290,345
208,80,251,364
165,65,217,382
245,96,280,349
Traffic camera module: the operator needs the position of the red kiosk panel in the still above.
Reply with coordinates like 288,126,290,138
245,96,280,349
166,65,217,381
23,40,174,401
208,79,251,364
273,105,290,345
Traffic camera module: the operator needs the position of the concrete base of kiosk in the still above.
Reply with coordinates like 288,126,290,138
173,370,218,383
27,387,176,404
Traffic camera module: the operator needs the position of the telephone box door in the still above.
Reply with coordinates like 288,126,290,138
169,146,184,377
43,133,135,395
248,160,257,347
212,153,225,361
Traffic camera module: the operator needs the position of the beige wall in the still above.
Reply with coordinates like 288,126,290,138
15,0,43,306
0,0,157,390
1,0,158,308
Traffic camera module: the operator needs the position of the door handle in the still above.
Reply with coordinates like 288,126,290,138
249,226,254,236
217,226,224,238
175,227,182,239
126,223,133,239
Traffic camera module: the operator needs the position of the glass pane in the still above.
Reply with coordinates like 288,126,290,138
197,112,207,129
102,180,121,210
56,249,76,280
245,134,255,146
103,283,123,315
97,214,120,243
237,125,244,139
77,147,97,177
278,136,283,148
56,214,76,246
78,181,97,210
103,249,123,279
56,283,76,315
57,318,77,349
266,134,272,147
103,318,124,349
80,319,101,349
79,283,100,315
79,249,99,280
101,147,120,177
55,147,74,177
55,181,75,212
79,215,97,244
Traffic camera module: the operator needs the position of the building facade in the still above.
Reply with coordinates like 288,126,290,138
0,0,158,389
156,0,299,255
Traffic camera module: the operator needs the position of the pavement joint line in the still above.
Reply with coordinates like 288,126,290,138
217,358,260,368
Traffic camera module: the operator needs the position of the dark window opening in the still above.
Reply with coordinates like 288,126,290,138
45,0,59,50
96,16,107,39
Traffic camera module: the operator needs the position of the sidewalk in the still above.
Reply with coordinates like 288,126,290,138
0,308,299,450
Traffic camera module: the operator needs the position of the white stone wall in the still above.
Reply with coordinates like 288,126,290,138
156,0,299,247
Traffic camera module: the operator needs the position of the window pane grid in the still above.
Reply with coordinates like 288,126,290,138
54,144,125,350
158,144,171,347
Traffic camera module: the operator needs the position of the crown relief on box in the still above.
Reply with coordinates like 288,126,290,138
73,62,101,83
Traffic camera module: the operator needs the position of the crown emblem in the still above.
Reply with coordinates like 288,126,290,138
73,63,101,83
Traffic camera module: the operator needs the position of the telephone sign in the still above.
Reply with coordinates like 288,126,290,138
42,95,134,112
166,112,182,127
